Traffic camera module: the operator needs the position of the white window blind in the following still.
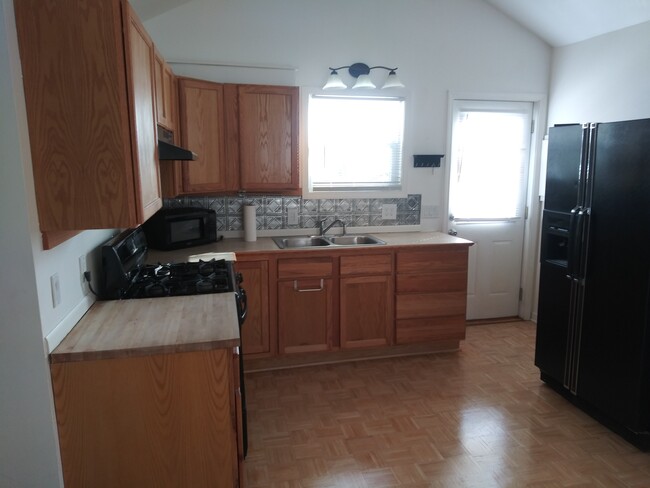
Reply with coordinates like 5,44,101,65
308,95,404,192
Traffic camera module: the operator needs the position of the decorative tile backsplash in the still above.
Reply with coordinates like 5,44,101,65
164,194,421,232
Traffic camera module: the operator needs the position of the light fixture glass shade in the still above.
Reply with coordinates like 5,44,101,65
323,72,347,89
352,74,376,89
381,71,405,89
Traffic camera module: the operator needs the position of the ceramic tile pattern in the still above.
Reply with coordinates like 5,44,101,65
164,194,421,232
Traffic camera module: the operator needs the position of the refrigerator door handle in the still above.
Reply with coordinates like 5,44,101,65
576,207,591,281
567,206,583,279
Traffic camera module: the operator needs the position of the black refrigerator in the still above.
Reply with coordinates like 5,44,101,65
536,118,650,450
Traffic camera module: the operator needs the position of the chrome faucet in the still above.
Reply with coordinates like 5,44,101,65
319,218,347,236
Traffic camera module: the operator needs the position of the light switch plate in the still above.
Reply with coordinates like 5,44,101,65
50,273,61,308
382,204,397,220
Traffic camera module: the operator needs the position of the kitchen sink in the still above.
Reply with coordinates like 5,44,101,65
326,235,386,246
272,236,331,249
272,234,385,249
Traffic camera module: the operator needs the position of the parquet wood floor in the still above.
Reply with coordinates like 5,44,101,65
244,322,650,487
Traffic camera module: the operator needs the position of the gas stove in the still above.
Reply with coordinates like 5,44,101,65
101,227,238,300
123,259,234,299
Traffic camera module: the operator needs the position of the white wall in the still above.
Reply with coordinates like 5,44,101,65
0,1,115,485
143,0,552,230
548,21,650,125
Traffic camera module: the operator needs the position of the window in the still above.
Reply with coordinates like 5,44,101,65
307,95,405,192
449,100,533,221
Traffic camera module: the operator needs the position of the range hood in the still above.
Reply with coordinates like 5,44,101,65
157,125,197,161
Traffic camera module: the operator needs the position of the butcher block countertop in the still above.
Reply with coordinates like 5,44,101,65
50,294,240,364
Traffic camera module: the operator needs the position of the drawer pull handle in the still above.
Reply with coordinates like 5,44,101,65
294,279,324,292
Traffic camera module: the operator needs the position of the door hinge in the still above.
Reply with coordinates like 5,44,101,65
525,206,529,219
531,120,535,134
519,287,523,301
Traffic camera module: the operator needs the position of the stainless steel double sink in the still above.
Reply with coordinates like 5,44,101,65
272,234,386,249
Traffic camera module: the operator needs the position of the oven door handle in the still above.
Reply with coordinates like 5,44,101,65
237,288,247,325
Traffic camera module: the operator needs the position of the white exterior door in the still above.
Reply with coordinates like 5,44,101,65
448,100,533,320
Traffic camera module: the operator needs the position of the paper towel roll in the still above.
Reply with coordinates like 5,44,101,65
243,205,257,242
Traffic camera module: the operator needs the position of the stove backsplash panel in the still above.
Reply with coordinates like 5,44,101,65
164,194,421,232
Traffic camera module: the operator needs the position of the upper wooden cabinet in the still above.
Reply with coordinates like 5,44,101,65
170,79,300,195
153,49,176,132
237,84,300,192
177,78,235,193
14,0,162,233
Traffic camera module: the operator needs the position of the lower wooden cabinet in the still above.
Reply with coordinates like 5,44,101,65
50,348,242,488
278,278,335,353
395,247,469,344
251,244,470,364
236,260,271,355
277,257,334,354
340,253,394,349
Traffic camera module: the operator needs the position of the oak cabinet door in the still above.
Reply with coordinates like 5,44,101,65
340,275,394,349
153,50,176,131
278,278,334,354
125,5,162,224
237,260,271,356
178,78,236,193
238,85,300,192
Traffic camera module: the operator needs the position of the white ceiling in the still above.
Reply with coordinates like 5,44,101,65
483,0,650,46
131,0,650,48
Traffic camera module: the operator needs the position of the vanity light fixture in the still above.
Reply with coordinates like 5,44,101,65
322,62,405,90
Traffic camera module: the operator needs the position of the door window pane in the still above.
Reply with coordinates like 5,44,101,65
450,101,532,220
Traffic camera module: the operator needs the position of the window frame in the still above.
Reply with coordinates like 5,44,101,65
301,87,410,200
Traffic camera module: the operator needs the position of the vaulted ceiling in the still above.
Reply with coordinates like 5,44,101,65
131,0,650,47
483,0,650,46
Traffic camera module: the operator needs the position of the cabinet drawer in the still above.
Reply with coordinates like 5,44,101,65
340,254,392,276
397,249,467,274
396,270,467,293
396,292,467,319
278,257,333,279
396,316,466,344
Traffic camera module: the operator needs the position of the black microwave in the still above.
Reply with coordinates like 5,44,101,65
142,207,217,250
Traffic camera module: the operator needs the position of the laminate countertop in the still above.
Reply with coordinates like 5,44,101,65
148,231,473,264
50,294,240,364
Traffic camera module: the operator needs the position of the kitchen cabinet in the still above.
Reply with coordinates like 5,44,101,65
277,257,335,354
168,80,299,195
236,259,272,356
153,48,176,131
340,253,394,349
177,78,235,193
48,294,244,487
50,348,242,488
14,0,162,238
237,84,300,193
395,247,468,344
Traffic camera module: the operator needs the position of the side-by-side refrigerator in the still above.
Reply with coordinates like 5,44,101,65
536,118,650,450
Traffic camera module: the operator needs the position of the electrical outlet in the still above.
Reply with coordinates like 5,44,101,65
79,255,90,296
382,204,397,220
50,273,61,308
287,207,299,225
422,205,439,218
